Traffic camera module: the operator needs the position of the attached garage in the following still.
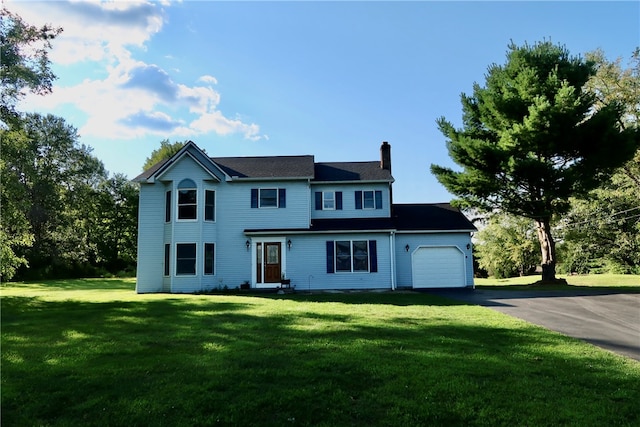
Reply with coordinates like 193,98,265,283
412,246,466,288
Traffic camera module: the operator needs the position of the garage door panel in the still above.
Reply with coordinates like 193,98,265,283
412,246,465,288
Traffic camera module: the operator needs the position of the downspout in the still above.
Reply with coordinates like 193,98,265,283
390,231,396,291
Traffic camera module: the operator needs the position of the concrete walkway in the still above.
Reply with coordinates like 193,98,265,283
428,288,640,361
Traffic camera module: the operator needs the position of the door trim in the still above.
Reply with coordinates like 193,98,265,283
251,237,287,288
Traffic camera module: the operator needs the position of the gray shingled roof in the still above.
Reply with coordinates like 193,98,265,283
313,162,393,182
212,156,315,179
245,203,476,234
392,204,477,231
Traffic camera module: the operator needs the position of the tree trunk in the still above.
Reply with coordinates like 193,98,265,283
535,218,557,282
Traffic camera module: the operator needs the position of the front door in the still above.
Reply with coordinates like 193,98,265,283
263,242,281,283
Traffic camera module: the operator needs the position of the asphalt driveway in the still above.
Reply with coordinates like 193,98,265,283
428,288,640,361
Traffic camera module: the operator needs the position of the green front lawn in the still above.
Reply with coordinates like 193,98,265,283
475,273,640,291
2,279,639,426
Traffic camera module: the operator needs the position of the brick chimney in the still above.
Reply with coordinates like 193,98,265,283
380,141,391,172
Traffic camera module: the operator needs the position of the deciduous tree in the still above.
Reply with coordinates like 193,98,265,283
559,48,640,274
475,214,539,279
142,139,187,171
0,6,61,125
0,7,61,280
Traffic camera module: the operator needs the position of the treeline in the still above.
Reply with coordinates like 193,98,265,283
1,8,138,281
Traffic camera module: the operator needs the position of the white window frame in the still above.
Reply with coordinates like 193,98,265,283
177,179,198,221
259,188,279,208
204,189,216,222
362,190,375,210
175,242,197,276
335,240,370,273
323,191,336,210
203,243,215,275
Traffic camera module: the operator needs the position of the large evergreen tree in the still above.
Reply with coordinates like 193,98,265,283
431,41,639,282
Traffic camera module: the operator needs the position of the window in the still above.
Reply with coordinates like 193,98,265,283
176,243,196,275
251,188,286,208
323,191,335,210
355,190,382,210
363,191,374,209
204,243,215,275
164,244,170,276
314,191,342,210
335,241,352,272
205,190,215,221
165,191,171,222
352,241,369,271
260,188,278,207
177,179,197,220
327,240,378,273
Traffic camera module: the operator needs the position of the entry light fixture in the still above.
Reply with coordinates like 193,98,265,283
466,243,471,250
246,240,251,251
405,244,410,252
287,239,292,250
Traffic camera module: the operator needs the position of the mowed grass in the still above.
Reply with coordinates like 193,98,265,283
2,279,639,426
475,274,640,291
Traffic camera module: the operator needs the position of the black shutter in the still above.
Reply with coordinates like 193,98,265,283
355,191,363,209
375,190,382,209
369,240,377,273
251,188,258,208
326,241,335,273
336,191,343,210
315,192,322,210
278,188,286,208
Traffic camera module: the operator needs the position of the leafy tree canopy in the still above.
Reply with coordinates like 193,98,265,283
475,214,539,279
142,139,188,171
0,7,62,125
431,40,639,281
559,48,640,274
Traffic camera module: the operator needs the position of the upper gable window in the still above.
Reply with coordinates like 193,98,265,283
177,179,197,220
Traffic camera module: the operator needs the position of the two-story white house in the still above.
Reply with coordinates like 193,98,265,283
134,141,476,293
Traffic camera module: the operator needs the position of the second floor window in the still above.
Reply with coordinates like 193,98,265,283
251,188,286,208
314,191,343,210
204,190,215,221
177,179,197,220
355,190,382,210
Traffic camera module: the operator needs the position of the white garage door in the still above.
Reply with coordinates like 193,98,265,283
412,246,466,288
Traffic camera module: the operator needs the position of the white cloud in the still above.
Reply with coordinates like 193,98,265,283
7,0,264,141
7,0,164,65
198,75,218,85
190,111,262,141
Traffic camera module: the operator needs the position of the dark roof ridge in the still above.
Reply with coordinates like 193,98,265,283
211,154,313,160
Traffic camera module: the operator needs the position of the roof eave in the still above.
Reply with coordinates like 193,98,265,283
311,179,394,185
395,228,477,234
230,175,315,182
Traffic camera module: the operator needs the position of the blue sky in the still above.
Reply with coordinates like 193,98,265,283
8,1,639,203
